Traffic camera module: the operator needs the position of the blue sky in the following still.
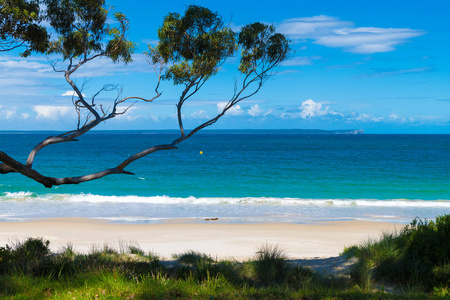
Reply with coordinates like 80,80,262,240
0,0,449,133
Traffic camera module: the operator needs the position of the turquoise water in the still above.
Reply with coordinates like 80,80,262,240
1,131,449,223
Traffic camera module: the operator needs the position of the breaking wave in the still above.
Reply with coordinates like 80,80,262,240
1,192,449,208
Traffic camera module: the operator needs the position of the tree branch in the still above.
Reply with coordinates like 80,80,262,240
181,59,279,142
0,163,16,174
1,142,178,188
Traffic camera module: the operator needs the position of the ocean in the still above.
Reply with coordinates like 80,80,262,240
1,131,449,224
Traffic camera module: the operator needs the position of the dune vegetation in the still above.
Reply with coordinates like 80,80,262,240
1,216,450,299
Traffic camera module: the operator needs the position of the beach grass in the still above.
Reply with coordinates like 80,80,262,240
0,234,443,299
343,215,450,296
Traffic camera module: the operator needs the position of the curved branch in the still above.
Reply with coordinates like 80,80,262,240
26,120,99,167
26,65,163,168
0,39,25,52
177,59,279,144
65,72,101,120
0,151,56,188
0,163,16,174
1,142,177,188
122,95,160,102
117,144,177,170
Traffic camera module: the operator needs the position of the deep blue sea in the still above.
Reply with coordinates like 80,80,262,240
1,131,449,224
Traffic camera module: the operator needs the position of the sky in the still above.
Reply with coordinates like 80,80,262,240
0,0,449,133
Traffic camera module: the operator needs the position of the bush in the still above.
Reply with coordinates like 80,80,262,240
174,250,214,266
0,245,12,274
0,237,51,274
253,244,289,286
12,237,50,261
128,245,145,256
402,215,450,267
349,251,373,290
348,215,450,290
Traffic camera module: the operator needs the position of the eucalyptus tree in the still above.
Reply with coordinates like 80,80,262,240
0,0,48,55
0,4,290,188
0,0,158,186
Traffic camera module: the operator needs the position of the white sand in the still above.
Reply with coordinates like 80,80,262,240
0,218,400,260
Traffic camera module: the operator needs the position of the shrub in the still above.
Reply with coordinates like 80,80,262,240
0,245,12,274
349,249,373,290
59,242,75,259
348,215,450,290
0,237,51,274
401,215,450,267
12,237,50,261
101,244,119,255
253,244,289,286
129,245,145,256
174,250,214,266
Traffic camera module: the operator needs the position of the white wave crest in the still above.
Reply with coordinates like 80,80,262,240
1,193,450,208
0,191,35,201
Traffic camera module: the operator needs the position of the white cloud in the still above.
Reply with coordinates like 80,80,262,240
279,99,340,119
190,110,210,119
389,113,409,122
347,113,384,122
280,99,390,123
248,104,263,117
113,106,142,121
278,15,352,37
217,102,244,116
4,110,16,119
20,113,30,120
61,90,87,97
300,99,330,118
264,109,273,117
0,106,20,120
148,114,159,122
34,105,74,120
280,56,322,66
0,60,52,72
0,59,57,86
389,113,400,120
0,58,62,96
316,27,425,54
278,15,425,54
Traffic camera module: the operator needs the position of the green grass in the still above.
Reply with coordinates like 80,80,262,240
344,215,450,294
253,243,290,285
3,215,450,299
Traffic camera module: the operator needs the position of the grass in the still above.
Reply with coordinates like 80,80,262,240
3,215,450,298
343,215,450,294
173,250,214,265
253,243,289,285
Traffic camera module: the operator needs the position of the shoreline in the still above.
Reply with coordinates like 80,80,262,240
0,218,401,260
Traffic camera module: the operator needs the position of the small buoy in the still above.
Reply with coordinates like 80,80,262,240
199,151,203,155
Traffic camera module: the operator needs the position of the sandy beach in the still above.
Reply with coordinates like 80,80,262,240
0,218,400,260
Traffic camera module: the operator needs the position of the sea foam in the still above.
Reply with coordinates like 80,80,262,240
1,192,450,208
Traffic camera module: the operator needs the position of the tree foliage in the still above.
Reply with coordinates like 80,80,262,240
0,3,291,188
45,0,134,63
154,5,237,85
0,0,48,56
238,22,290,74
149,5,290,140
